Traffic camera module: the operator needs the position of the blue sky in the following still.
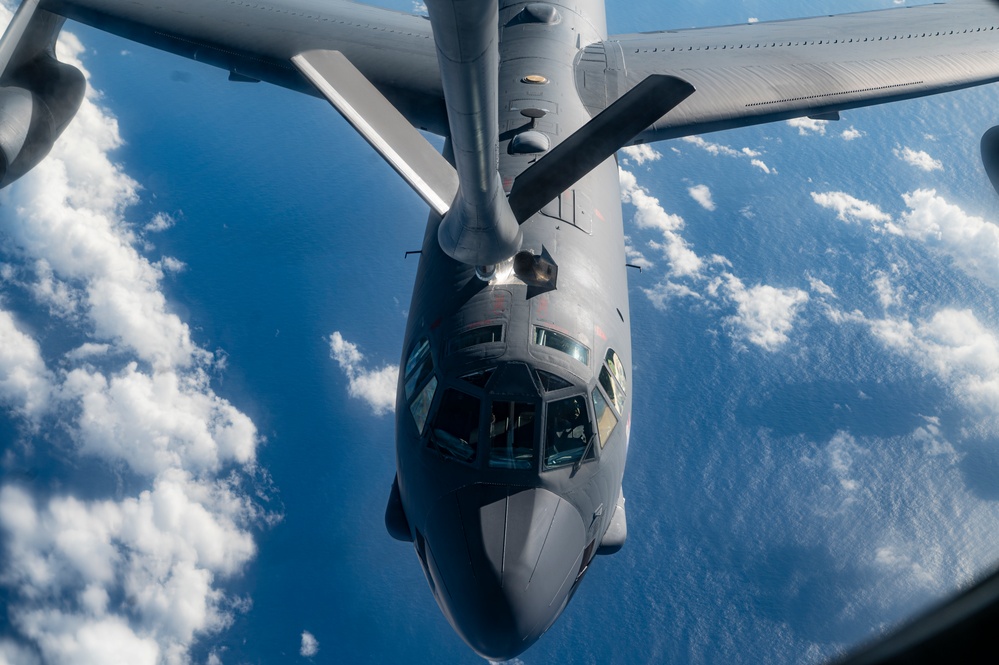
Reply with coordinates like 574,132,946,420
4,1,999,664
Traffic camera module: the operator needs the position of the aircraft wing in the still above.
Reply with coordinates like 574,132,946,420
42,0,446,134
576,0,999,143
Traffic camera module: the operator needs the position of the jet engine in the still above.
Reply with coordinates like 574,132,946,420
0,54,84,188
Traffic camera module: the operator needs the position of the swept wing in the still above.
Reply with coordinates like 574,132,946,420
42,0,446,134
576,1,999,143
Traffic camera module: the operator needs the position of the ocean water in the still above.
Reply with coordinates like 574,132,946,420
4,1,999,663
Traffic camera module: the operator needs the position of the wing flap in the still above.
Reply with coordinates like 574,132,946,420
577,1,999,142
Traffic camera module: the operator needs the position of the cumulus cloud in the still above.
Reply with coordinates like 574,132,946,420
894,146,943,172
841,127,863,141
619,144,662,166
870,308,999,415
826,431,865,494
810,191,898,232
328,332,398,415
0,12,265,664
813,188,999,290
621,168,807,350
897,189,999,289
687,184,716,211
143,212,175,233
0,310,53,419
300,630,319,657
787,117,828,135
679,136,771,174
619,169,702,277
716,275,809,351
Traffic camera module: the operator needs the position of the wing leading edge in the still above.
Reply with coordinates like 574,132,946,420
577,0,999,143
41,0,446,134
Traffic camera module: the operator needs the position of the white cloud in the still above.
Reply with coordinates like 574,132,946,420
0,12,265,664
807,276,835,297
748,17,759,23
841,127,863,141
624,236,653,270
679,137,769,173
619,169,702,277
810,191,896,230
300,630,319,658
681,135,741,158
826,431,864,493
895,146,943,171
718,275,809,351
622,168,808,351
0,310,53,419
815,188,999,290
870,308,999,415
328,332,398,415
620,144,662,166
144,212,175,233
897,189,999,289
687,184,716,211
787,117,828,135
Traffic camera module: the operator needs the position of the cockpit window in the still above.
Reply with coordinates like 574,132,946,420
428,389,480,463
448,325,503,354
537,369,572,392
605,349,626,389
405,337,438,434
488,401,536,469
599,366,625,414
544,395,594,469
410,376,437,434
534,327,589,365
592,386,618,447
404,338,434,401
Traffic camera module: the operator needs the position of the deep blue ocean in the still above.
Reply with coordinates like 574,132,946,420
4,1,999,663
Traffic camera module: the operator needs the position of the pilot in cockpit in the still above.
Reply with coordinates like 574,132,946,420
552,399,587,445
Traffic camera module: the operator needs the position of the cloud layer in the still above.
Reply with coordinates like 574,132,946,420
0,13,265,664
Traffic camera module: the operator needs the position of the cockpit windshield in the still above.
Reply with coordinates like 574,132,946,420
544,395,594,469
488,401,536,469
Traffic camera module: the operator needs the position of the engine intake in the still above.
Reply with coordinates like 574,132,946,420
0,54,84,187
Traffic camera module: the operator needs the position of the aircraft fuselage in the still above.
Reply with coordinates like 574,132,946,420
392,0,633,658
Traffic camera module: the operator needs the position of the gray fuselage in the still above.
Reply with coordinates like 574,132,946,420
393,0,633,658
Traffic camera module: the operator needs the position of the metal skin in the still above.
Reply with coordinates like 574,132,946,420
395,2,631,657
7,0,999,661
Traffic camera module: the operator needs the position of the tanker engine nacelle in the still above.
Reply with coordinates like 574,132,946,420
0,54,84,188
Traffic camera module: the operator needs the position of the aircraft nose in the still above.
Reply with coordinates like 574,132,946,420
423,485,586,660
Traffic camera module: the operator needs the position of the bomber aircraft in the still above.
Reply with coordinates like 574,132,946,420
4,0,999,660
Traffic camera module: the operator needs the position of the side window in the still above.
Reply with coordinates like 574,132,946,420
489,401,536,469
429,389,480,463
404,338,434,401
605,350,626,392
410,376,437,434
592,386,618,447
599,366,625,414
405,338,438,434
544,396,594,469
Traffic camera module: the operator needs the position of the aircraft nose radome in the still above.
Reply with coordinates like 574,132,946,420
424,485,586,660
